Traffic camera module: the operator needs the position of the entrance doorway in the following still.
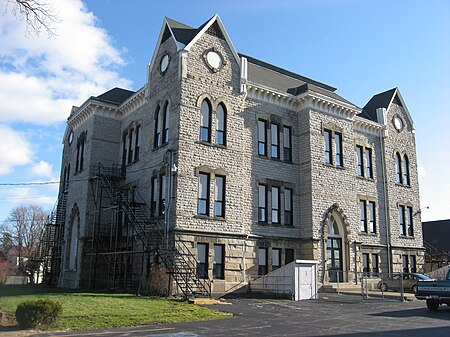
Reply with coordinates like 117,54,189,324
326,215,345,283
327,238,342,282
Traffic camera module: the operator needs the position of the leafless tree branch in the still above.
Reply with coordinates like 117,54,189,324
5,0,58,37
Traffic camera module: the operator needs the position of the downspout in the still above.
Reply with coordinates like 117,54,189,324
377,108,392,274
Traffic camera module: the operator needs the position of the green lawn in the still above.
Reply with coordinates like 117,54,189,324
0,285,230,331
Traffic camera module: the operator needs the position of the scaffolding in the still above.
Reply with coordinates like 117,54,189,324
84,163,211,297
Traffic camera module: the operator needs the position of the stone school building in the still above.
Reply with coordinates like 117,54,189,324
50,15,424,295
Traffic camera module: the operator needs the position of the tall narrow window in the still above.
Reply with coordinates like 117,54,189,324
283,126,292,162
360,201,367,232
335,132,343,167
285,249,294,264
371,254,379,274
127,128,134,164
406,206,414,236
402,254,409,273
258,184,267,222
258,247,268,275
403,155,410,186
214,175,225,218
134,125,140,162
356,145,364,177
324,129,332,164
200,100,211,142
272,248,281,271
410,255,416,273
197,243,208,279
399,205,406,236
163,102,169,144
271,123,280,159
368,201,376,233
271,186,280,224
75,137,85,173
159,174,166,216
362,253,370,273
122,133,127,168
198,173,210,216
258,119,267,156
365,148,373,178
151,177,158,216
213,244,225,279
216,103,226,146
284,188,293,226
154,106,161,148
396,153,403,184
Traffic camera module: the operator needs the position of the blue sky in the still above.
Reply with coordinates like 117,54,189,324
0,0,449,222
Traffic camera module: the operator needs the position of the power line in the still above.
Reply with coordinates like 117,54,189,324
0,181,60,186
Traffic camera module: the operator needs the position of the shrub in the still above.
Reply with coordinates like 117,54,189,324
15,299,63,328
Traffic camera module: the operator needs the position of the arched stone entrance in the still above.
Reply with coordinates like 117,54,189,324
323,204,351,283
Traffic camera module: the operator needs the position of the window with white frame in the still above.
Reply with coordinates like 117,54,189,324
283,126,292,162
198,173,210,216
365,148,373,178
271,123,280,159
360,199,376,234
200,99,212,142
216,103,226,146
197,243,208,279
335,132,343,167
258,119,267,156
159,174,166,216
258,184,267,222
271,186,280,224
324,129,332,164
284,188,293,226
399,205,414,237
258,247,268,275
272,248,281,271
214,175,225,218
356,145,364,177
213,244,225,279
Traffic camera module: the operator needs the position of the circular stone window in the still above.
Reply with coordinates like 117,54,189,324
204,49,224,72
393,116,404,132
159,54,170,74
68,130,74,146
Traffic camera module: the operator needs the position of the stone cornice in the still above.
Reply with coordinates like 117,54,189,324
67,87,146,130
353,116,383,136
246,82,359,121
119,87,146,118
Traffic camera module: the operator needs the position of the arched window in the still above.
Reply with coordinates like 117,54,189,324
163,101,170,144
200,99,211,142
216,103,226,146
395,152,403,184
403,154,410,186
154,106,161,148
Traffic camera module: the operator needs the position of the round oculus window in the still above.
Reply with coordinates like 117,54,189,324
68,130,74,145
206,50,223,70
160,54,169,73
393,116,403,131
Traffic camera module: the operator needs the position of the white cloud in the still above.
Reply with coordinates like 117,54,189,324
0,124,33,175
0,187,56,207
417,166,427,177
29,160,54,178
0,0,131,124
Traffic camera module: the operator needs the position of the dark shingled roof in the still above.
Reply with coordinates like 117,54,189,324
95,88,135,105
423,219,450,252
361,88,397,122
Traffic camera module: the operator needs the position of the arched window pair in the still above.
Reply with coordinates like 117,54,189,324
395,152,410,186
200,99,226,146
154,101,170,148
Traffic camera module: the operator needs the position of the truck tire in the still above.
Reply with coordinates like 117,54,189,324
426,299,440,311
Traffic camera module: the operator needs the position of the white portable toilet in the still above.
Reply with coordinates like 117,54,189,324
294,260,318,301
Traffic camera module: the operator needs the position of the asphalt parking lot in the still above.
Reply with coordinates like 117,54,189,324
29,293,450,337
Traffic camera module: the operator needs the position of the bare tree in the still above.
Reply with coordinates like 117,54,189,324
3,204,49,283
3,0,58,37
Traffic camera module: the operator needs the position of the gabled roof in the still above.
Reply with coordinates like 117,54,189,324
94,88,135,105
361,88,415,130
148,15,240,83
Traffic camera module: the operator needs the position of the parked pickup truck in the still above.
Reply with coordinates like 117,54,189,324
415,269,450,311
